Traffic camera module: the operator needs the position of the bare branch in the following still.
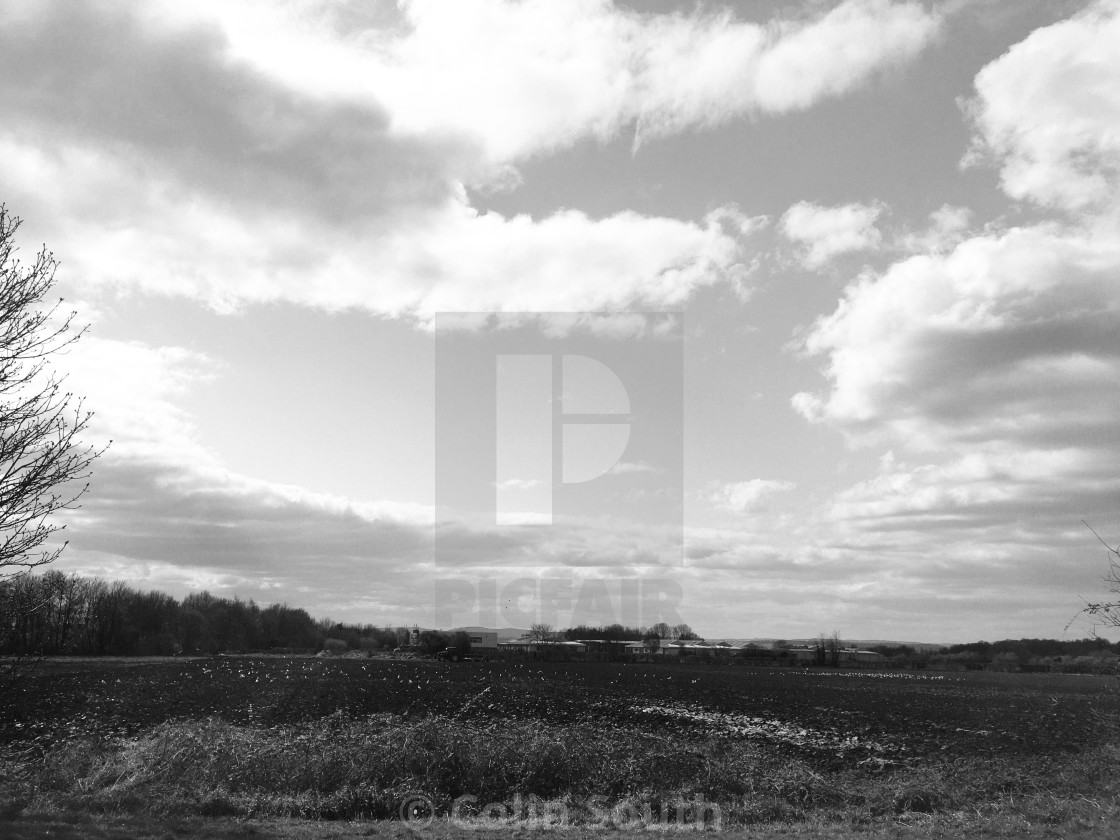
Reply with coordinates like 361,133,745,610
0,205,105,593
1070,522,1120,636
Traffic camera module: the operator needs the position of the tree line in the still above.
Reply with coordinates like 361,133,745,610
0,572,699,658
868,638,1120,661
0,571,414,657
6,570,1117,664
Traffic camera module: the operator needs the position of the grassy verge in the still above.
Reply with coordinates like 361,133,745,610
2,811,1120,840
2,713,1118,834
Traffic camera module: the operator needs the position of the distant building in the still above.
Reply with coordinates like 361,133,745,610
497,638,587,660
839,648,884,666
466,631,498,656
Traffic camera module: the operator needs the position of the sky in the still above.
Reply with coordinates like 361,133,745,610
1,0,1119,642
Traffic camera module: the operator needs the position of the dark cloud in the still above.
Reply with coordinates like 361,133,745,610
61,455,431,583
0,1,471,225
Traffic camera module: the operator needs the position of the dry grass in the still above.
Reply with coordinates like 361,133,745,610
2,712,1119,836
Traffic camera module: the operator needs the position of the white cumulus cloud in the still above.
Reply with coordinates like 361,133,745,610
781,201,884,268
374,0,943,162
965,0,1120,213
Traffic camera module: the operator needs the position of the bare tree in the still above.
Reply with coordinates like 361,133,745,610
0,207,102,580
672,623,697,641
642,622,673,653
814,632,843,666
1073,523,1120,632
418,629,449,656
828,631,843,667
642,627,663,653
0,207,102,683
529,622,556,642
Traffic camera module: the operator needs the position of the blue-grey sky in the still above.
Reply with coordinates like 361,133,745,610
2,0,1118,641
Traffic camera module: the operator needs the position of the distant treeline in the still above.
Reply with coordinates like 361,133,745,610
866,638,1120,673
0,571,413,656
5,570,1119,664
944,639,1120,657
870,638,1120,659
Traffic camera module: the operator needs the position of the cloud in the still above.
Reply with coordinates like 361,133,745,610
407,203,752,318
374,0,944,161
0,0,773,319
781,3,1120,638
50,335,688,622
49,332,1116,639
50,335,684,620
708,479,797,513
0,137,753,317
58,336,219,463
10,1,1109,642
110,0,942,165
964,0,1120,213
0,1,464,225
57,453,703,625
747,0,942,114
61,457,432,577
46,333,436,619
0,1,943,321
780,201,884,268
54,453,444,626
791,223,1120,592
793,223,1120,447
826,448,1118,531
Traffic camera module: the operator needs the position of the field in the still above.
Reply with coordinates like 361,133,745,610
3,656,1120,837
